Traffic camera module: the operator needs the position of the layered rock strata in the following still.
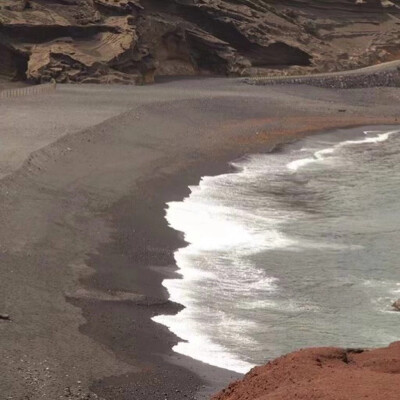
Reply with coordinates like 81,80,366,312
0,0,399,83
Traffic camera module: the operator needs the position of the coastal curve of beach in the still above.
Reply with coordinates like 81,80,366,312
0,77,399,399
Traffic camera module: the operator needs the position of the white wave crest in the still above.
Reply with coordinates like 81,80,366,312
287,129,400,172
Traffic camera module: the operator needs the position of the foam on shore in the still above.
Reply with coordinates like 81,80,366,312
153,127,400,374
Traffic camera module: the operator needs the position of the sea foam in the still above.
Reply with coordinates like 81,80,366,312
153,127,400,374
287,129,400,172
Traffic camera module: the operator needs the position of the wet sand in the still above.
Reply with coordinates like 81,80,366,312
0,78,399,399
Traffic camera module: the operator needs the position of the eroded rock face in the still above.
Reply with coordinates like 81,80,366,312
213,342,400,400
0,0,399,83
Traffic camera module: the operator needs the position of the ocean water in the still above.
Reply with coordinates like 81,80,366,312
153,126,400,374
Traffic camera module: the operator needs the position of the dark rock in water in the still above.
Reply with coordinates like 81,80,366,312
0,0,399,84
392,299,400,311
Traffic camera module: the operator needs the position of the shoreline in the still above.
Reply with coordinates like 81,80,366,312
76,140,281,399
1,78,400,400
145,124,400,379
154,124,400,379
76,123,400,399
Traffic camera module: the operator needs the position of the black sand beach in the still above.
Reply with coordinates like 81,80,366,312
0,78,399,399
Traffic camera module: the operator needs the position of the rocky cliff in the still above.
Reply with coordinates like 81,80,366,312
213,342,400,400
0,0,399,83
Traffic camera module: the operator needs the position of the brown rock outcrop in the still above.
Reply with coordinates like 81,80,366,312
0,0,399,83
212,342,400,400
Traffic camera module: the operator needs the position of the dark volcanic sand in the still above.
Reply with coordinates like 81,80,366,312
74,161,245,400
0,78,399,400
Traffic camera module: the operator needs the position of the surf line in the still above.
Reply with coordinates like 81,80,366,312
287,129,400,172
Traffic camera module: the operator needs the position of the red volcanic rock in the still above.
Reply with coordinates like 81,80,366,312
213,342,400,400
